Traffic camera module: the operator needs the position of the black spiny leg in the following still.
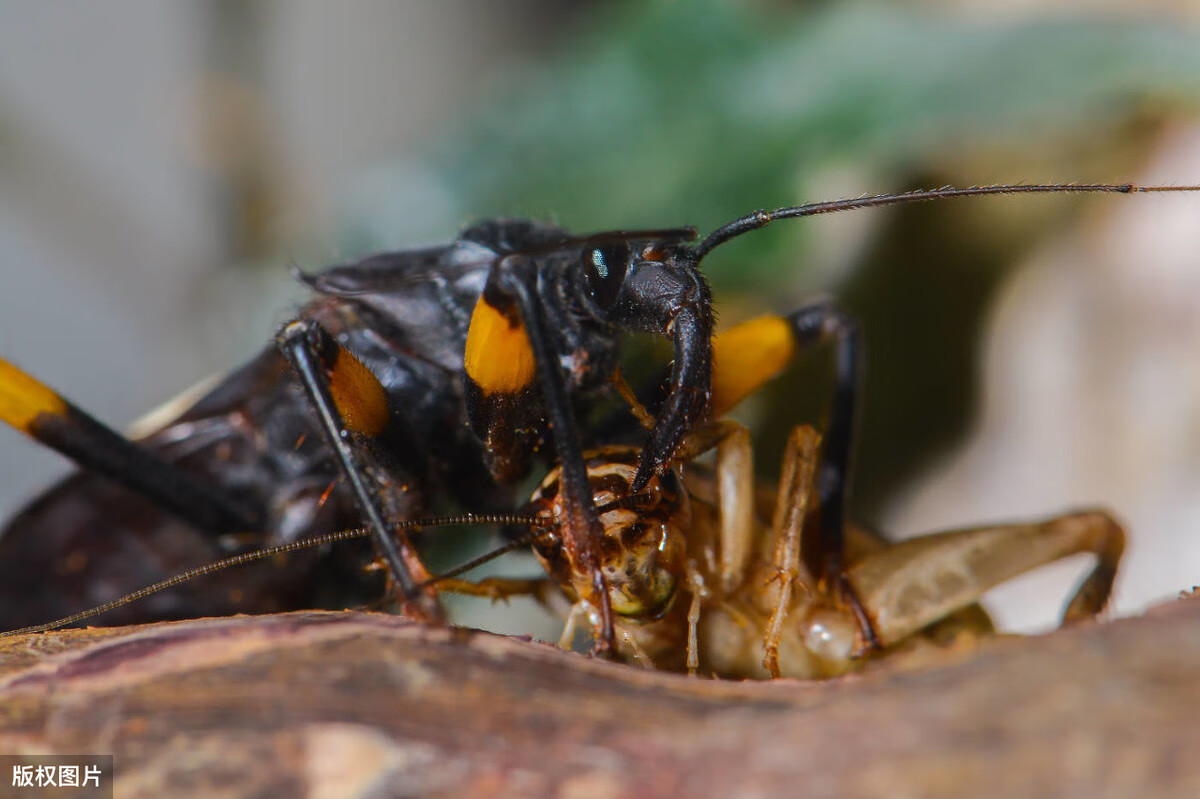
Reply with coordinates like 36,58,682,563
462,258,615,655
276,320,442,623
787,302,879,650
496,265,615,655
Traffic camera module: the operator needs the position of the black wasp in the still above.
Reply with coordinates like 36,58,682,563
0,183,1190,654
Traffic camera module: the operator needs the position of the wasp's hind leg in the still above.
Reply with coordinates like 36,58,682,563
845,510,1125,649
0,357,260,534
276,319,442,622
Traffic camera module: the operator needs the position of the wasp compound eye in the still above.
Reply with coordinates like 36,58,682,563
584,241,630,309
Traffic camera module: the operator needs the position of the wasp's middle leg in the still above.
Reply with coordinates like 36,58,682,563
277,319,442,622
479,260,617,655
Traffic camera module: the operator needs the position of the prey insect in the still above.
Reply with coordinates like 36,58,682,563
518,421,1123,678
0,183,1188,655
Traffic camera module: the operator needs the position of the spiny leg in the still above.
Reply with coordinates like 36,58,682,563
435,576,561,619
710,302,876,648
1058,512,1124,624
685,565,704,676
761,425,822,678
481,260,615,655
0,357,259,534
277,319,442,622
677,419,814,676
845,509,1126,649
676,420,757,592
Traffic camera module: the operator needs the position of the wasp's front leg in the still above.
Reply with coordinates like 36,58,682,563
464,259,616,655
846,510,1125,649
276,319,442,623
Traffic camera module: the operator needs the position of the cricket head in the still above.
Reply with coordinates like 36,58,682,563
526,445,688,621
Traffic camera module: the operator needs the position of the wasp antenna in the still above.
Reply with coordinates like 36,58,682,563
693,182,1200,260
0,512,543,637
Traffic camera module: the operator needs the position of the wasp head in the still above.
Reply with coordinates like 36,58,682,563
569,233,714,492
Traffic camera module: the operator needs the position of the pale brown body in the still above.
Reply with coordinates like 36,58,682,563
514,422,1124,679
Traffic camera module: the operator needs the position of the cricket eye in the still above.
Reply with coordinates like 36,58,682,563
583,241,630,309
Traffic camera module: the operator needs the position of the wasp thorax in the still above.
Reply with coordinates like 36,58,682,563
526,446,689,620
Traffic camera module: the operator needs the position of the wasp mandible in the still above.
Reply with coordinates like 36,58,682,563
0,183,1189,653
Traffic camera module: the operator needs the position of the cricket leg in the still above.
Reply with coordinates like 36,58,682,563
685,565,705,677
435,576,558,606
845,510,1126,649
761,425,822,678
677,420,758,593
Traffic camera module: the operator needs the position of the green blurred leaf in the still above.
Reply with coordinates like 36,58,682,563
339,1,1200,291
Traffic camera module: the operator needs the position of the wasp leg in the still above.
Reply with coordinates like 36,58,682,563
710,301,873,646
471,260,615,656
276,320,442,623
761,425,822,678
0,357,259,533
845,510,1126,649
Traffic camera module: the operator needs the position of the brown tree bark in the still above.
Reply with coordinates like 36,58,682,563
2,596,1199,798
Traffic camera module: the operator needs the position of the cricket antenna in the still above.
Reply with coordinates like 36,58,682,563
692,183,1200,261
0,511,543,637
414,490,659,589
417,527,549,588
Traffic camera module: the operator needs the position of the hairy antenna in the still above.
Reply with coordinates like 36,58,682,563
414,491,660,589
693,183,1200,260
0,512,542,637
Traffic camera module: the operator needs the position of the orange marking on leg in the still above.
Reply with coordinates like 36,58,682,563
328,348,390,437
710,315,795,417
464,296,536,395
0,357,69,433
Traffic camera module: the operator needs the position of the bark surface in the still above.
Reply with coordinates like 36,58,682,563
1,597,1198,798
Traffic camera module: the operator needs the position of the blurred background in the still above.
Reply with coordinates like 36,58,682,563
2,0,1200,635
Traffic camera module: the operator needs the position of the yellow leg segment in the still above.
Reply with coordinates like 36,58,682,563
710,315,795,418
0,357,68,434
